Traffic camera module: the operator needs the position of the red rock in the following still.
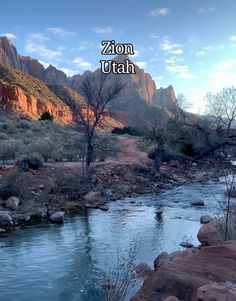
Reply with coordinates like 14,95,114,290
131,241,236,301
197,221,222,246
197,283,236,301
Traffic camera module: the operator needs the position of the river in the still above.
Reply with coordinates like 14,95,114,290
0,178,227,301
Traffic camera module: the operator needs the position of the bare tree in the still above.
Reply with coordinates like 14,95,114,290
224,171,236,240
205,87,236,137
102,246,138,301
177,93,192,124
75,72,125,175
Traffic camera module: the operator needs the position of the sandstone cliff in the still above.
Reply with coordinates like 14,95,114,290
0,36,179,118
0,63,122,129
0,36,68,86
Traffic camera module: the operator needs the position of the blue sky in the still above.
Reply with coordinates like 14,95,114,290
1,0,236,113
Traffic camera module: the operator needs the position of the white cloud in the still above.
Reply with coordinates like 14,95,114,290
153,76,163,87
171,48,184,55
195,51,205,56
150,8,170,17
230,35,236,42
160,39,184,55
60,67,79,77
130,50,140,57
92,26,113,34
166,64,195,79
1,33,17,40
38,60,51,68
135,61,147,69
73,57,93,70
198,7,215,14
25,33,61,59
77,41,94,51
150,33,159,39
208,59,236,92
203,44,224,51
47,27,75,37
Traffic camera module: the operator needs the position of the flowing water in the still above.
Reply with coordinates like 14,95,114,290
0,179,227,301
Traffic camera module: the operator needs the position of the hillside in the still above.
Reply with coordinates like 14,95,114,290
0,63,122,128
0,64,73,123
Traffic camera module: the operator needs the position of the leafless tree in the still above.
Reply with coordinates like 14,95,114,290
75,72,126,175
177,93,192,124
102,245,139,301
205,86,236,137
224,171,236,240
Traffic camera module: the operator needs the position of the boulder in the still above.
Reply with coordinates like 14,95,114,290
192,200,205,206
6,196,20,210
131,241,236,301
134,262,152,277
99,205,109,211
197,283,236,301
49,211,65,223
0,211,13,229
197,221,222,246
154,252,170,269
154,249,197,270
179,241,194,249
164,297,181,301
0,228,6,233
200,215,212,224
83,191,101,202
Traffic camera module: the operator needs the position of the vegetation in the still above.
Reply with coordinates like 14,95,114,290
111,127,141,136
39,111,54,121
0,112,119,164
0,64,63,105
74,72,125,175
205,86,236,137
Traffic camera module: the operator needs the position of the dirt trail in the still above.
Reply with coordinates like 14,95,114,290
116,136,153,165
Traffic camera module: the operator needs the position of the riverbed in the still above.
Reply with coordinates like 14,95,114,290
0,179,227,301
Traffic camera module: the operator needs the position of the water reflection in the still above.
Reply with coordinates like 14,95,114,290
0,180,226,301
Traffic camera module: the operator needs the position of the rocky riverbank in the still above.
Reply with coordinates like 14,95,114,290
0,156,233,233
131,216,236,301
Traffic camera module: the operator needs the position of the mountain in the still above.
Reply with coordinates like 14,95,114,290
0,63,122,129
0,36,180,126
0,63,73,123
0,36,69,86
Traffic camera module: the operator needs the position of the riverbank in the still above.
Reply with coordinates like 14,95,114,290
130,208,236,301
0,155,232,233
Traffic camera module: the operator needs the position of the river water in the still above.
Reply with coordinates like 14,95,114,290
0,179,227,301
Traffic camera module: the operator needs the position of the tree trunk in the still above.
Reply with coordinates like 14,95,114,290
85,142,93,176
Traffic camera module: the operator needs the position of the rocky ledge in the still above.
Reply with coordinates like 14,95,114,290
131,240,236,301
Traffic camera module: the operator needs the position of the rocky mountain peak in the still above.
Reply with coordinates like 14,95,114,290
0,36,21,70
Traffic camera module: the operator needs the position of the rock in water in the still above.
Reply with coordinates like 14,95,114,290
200,215,212,224
192,199,205,206
0,211,13,229
197,221,222,246
134,262,152,277
49,211,65,223
6,196,20,210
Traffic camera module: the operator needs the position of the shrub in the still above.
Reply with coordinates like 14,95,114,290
112,127,141,136
18,153,43,171
0,140,18,162
0,170,36,200
39,111,54,121
180,142,195,157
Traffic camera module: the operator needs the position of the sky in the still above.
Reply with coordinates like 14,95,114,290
1,0,236,113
